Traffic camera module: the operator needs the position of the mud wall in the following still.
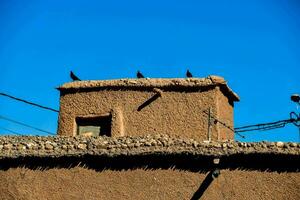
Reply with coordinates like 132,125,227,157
216,86,234,140
1,167,299,200
58,87,232,141
1,136,299,200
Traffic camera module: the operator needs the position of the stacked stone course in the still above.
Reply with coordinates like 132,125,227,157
0,135,299,159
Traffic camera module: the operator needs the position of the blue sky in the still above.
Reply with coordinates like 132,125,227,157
0,0,299,142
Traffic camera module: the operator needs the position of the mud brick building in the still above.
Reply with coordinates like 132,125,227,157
1,76,299,200
57,75,239,140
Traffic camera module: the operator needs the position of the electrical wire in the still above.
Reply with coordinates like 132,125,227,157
0,126,22,135
0,115,55,135
234,118,299,133
202,109,246,138
0,92,59,113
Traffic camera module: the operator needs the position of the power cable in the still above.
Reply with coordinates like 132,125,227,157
202,109,245,138
0,126,21,135
0,92,59,113
234,118,298,133
0,115,55,135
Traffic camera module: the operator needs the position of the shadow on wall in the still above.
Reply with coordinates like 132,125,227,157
191,169,220,200
59,85,217,96
0,153,299,173
137,92,161,111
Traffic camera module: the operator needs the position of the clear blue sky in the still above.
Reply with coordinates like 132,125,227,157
0,0,299,142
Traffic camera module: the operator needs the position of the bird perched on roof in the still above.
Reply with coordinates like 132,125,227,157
186,69,193,78
136,70,145,78
70,71,81,81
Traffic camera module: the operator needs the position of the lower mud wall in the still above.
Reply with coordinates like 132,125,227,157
0,136,299,200
1,166,299,200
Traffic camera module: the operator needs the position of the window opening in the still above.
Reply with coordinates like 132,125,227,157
76,115,112,136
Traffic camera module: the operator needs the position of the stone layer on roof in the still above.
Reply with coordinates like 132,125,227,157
58,75,240,101
0,135,299,159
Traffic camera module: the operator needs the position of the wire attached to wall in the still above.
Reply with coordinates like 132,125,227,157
203,107,300,139
201,109,246,139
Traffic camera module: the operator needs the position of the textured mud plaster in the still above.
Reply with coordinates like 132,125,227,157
1,168,299,200
215,86,235,140
57,76,239,140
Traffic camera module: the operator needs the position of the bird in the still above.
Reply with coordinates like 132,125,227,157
186,69,193,78
70,71,81,81
136,70,145,78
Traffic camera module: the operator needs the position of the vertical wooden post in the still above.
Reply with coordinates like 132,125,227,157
207,107,212,142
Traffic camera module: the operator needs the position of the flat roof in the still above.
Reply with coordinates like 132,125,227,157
58,75,240,102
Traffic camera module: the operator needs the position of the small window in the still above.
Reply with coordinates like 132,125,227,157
76,115,112,137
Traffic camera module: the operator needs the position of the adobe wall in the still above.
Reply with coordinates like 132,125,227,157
1,168,299,200
0,136,299,200
215,86,234,140
58,88,229,141
57,76,239,141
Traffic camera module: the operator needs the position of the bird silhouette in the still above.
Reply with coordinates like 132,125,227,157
186,70,193,78
70,71,81,81
137,70,145,78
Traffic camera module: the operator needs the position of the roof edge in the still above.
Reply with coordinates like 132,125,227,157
57,76,240,102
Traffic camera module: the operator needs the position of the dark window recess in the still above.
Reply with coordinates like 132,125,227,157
76,115,112,136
